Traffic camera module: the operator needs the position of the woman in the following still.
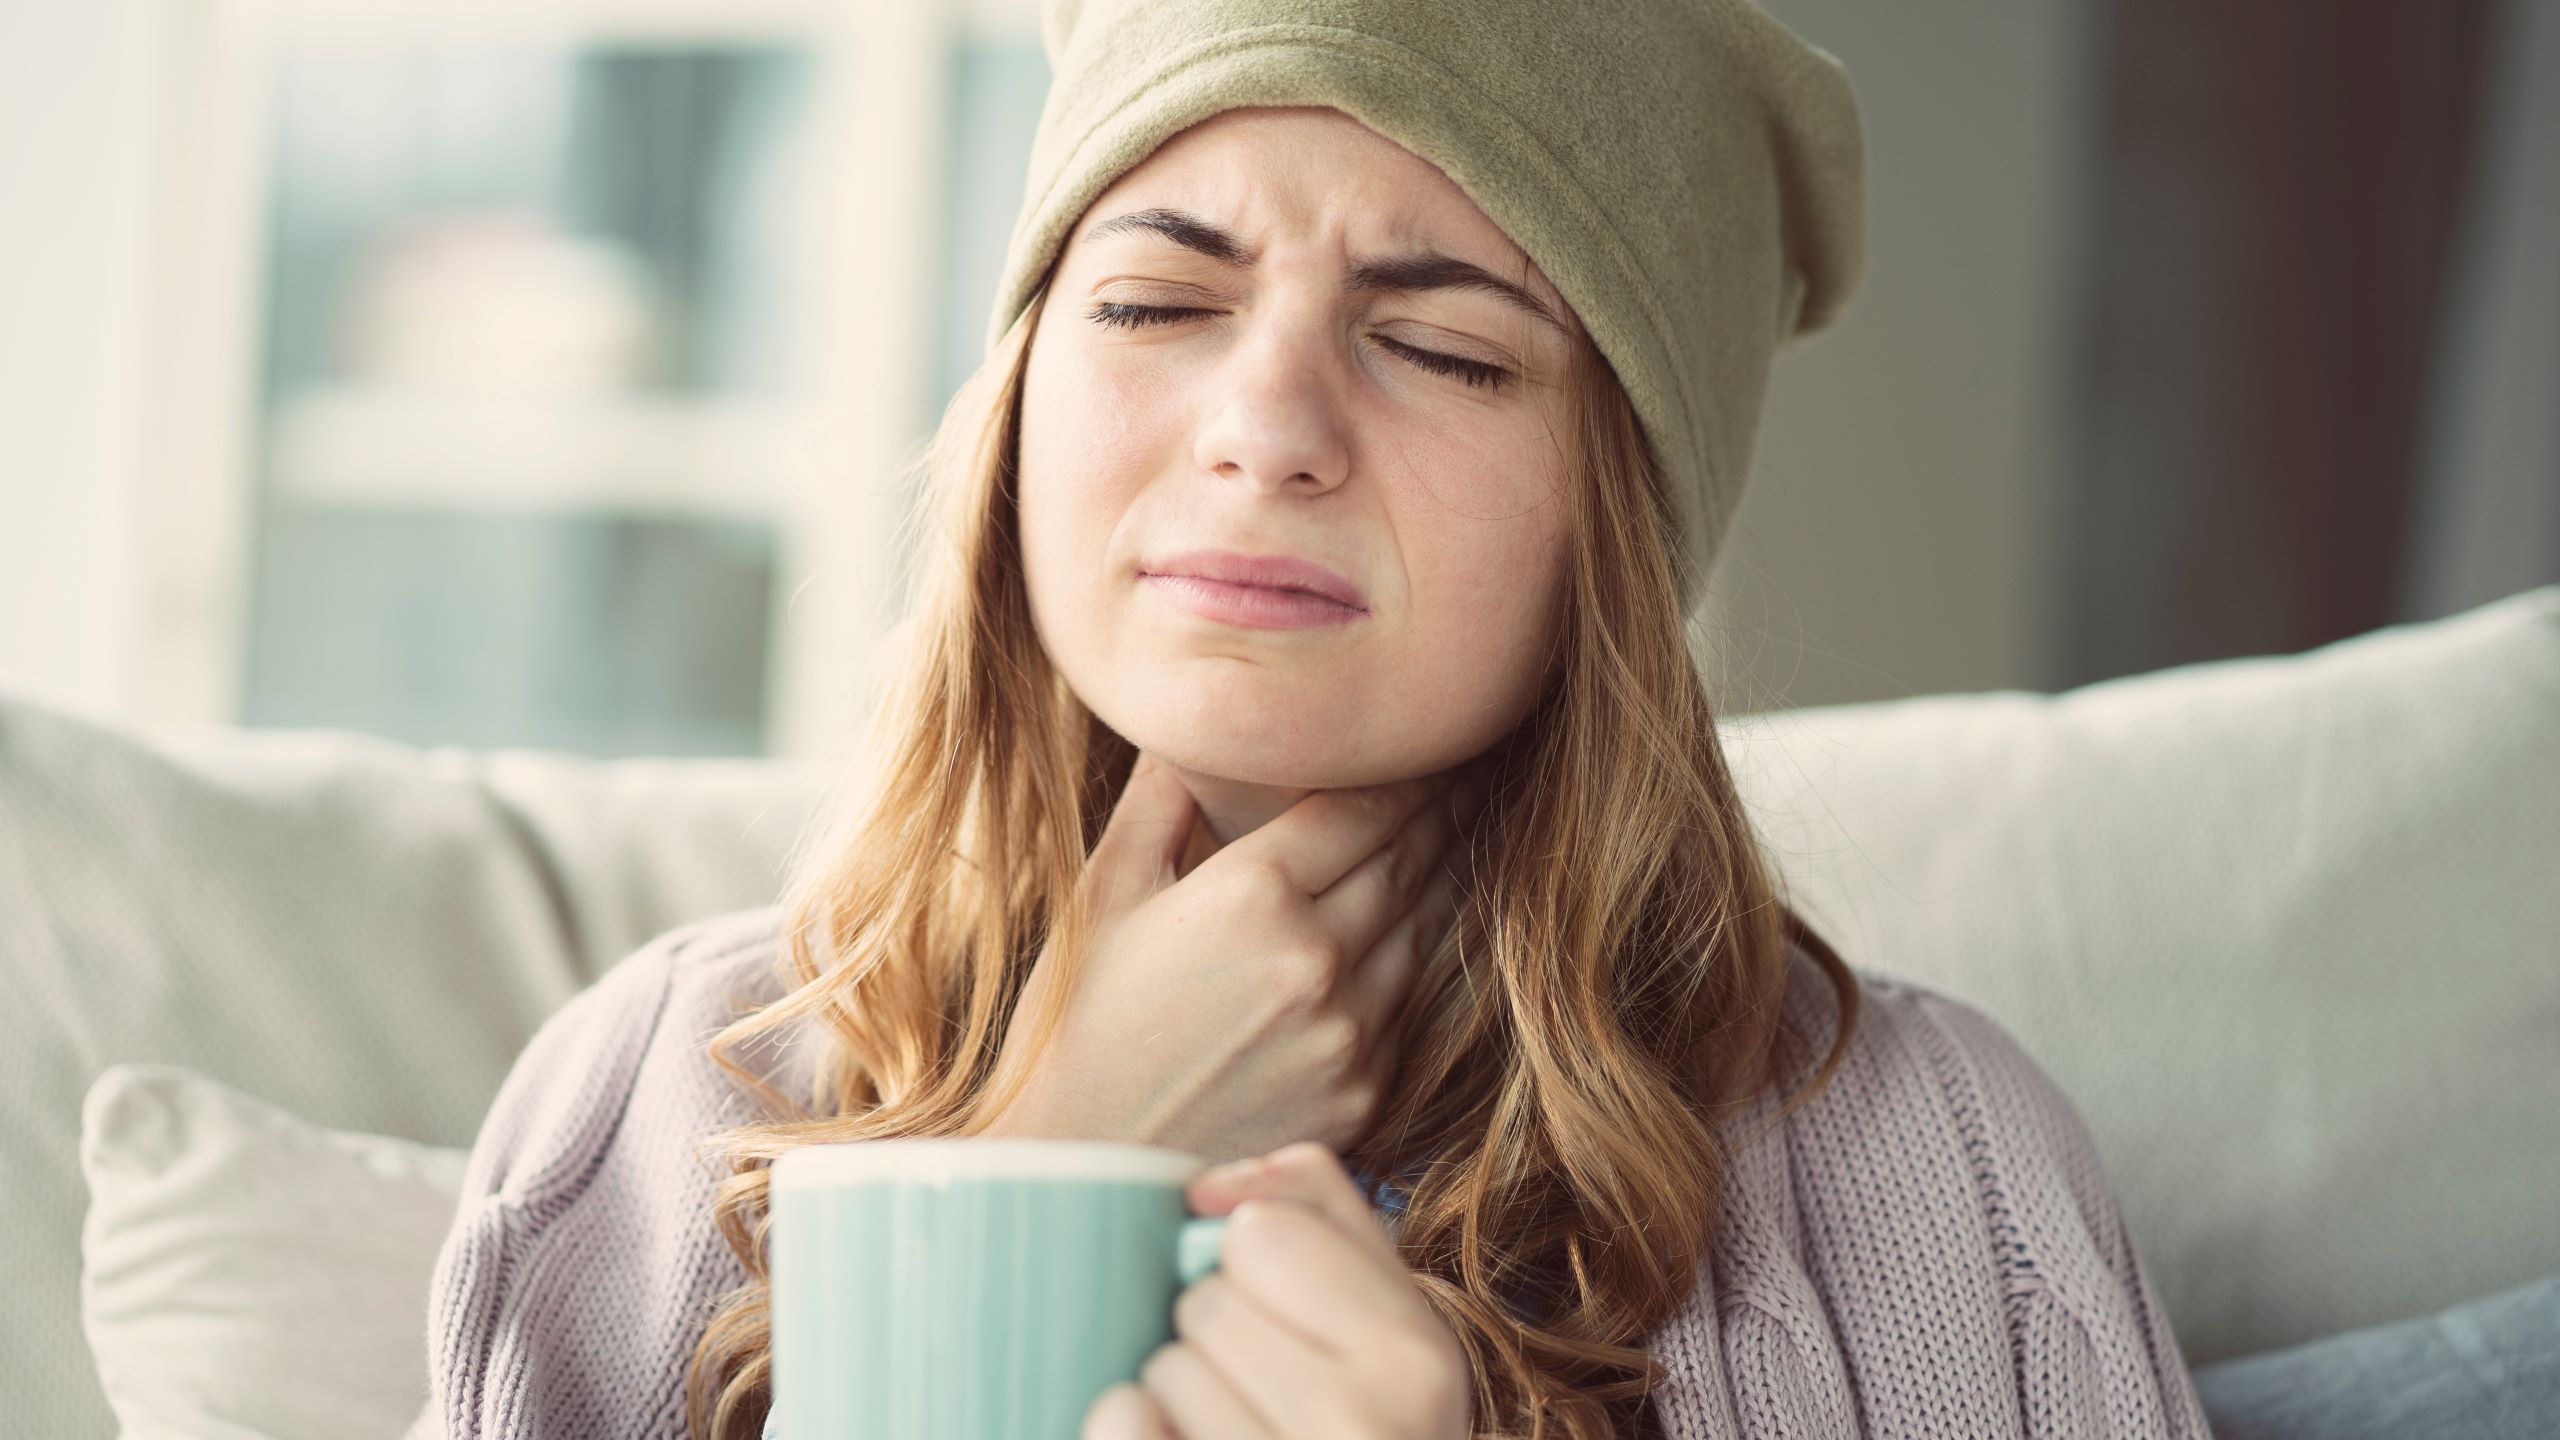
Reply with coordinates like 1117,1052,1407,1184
409,3,2213,1438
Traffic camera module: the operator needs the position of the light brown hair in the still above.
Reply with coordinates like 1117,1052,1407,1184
682,273,1861,1439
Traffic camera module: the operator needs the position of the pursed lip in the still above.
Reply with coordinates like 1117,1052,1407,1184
1136,549,1368,611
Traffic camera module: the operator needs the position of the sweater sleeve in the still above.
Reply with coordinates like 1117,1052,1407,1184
400,914,769,1440
1906,990,2216,1440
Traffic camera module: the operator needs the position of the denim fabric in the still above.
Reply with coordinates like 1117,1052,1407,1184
2191,1270,2560,1440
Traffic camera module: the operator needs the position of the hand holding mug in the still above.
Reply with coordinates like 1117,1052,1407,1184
1082,1140,1473,1440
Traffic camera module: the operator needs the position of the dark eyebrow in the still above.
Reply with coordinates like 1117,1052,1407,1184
1349,252,1569,342
1079,206,1569,339
1084,207,1255,265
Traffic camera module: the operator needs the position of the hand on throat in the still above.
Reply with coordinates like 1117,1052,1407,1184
1160,764,1314,880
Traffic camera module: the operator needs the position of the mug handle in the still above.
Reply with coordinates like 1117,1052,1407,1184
1175,1215,1229,1285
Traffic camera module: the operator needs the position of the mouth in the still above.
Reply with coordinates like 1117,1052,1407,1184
1137,548,1369,631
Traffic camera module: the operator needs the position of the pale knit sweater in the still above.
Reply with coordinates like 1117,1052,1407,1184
403,904,2212,1439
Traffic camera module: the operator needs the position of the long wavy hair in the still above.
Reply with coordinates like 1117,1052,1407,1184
681,265,1863,1439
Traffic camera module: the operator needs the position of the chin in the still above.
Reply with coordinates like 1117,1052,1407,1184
1126,720,1367,789
1083,689,1356,790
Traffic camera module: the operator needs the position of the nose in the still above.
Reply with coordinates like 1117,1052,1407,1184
1187,313,1353,497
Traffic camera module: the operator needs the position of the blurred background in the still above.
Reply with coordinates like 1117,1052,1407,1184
1,0,2551,762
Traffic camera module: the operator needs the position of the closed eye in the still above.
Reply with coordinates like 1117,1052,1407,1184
1374,335,1514,392
1085,300,1207,332
1083,301,1514,392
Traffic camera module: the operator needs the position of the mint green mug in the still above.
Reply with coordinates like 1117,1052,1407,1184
768,1138,1229,1439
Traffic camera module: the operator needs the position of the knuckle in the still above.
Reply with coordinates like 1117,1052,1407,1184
1383,839,1420,894
1311,924,1347,963
1311,1008,1361,1064
1271,939,1338,1000
1232,854,1297,907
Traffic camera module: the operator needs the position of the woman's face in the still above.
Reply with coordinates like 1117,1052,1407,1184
1017,105,1584,790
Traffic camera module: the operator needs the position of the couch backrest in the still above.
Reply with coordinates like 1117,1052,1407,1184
0,716,821,1433
1719,585,2560,1365
5,584,2553,1434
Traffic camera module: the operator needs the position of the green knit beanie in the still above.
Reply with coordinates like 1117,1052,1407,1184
984,0,1867,613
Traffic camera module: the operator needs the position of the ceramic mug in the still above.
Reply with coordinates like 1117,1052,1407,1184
768,1137,1229,1438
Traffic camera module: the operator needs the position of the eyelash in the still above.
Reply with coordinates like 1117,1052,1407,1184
1083,301,1514,392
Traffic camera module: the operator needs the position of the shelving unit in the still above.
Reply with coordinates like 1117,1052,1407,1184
117,0,1046,759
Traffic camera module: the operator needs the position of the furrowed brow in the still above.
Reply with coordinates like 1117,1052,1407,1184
1344,253,1566,339
1079,206,1569,339
1081,207,1254,266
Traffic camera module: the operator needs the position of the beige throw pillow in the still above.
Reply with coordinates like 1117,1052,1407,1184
78,1062,467,1440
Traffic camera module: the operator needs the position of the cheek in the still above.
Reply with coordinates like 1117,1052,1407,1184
1404,411,1574,623
1395,479,1571,711
1018,346,1163,603
1027,333,1172,482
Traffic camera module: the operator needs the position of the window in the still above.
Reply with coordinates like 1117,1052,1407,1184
132,0,1049,759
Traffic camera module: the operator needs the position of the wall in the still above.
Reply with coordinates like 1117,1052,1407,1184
1698,0,2088,711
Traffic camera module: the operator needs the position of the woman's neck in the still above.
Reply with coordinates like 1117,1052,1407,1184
1164,766,1314,879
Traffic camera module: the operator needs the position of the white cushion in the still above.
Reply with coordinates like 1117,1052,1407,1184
1,705,823,1437
78,1063,468,1440
1722,584,2560,1363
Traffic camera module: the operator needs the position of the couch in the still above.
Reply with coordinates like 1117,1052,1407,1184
5,585,2555,1437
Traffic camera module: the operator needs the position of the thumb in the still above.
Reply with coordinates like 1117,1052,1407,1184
1086,751,1200,910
